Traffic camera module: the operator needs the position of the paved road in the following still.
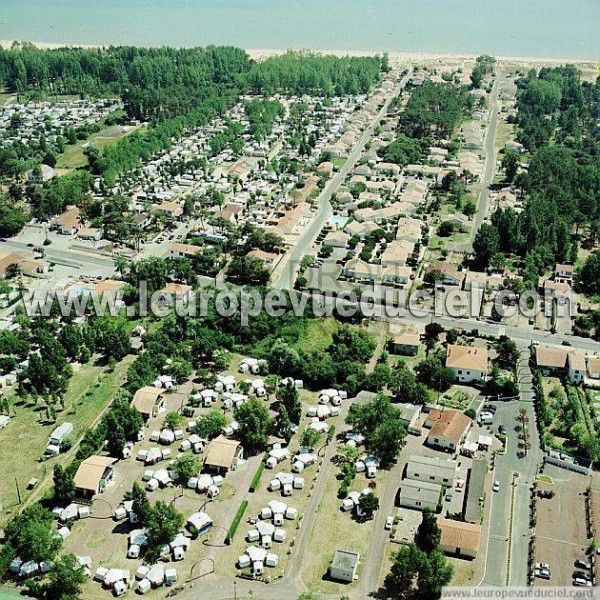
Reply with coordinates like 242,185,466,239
481,346,542,586
273,70,412,291
469,71,503,247
356,434,423,597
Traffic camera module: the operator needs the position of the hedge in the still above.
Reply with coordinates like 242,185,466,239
226,500,248,544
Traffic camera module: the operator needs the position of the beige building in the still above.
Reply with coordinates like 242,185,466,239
131,387,165,421
204,436,243,473
438,518,481,559
74,456,117,500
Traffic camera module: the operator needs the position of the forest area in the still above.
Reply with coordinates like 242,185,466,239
471,66,600,296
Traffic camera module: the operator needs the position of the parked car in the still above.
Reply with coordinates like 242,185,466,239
573,571,592,581
492,481,500,492
534,568,551,580
535,562,550,571
498,425,507,435
538,489,554,499
482,404,497,413
575,559,591,570
573,577,592,587
385,516,394,530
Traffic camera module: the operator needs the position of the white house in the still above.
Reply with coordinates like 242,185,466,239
398,479,441,511
405,455,457,487
445,345,488,383
329,550,360,583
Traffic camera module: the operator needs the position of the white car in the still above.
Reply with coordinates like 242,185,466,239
385,516,394,530
535,562,550,571
573,577,592,587
492,481,500,492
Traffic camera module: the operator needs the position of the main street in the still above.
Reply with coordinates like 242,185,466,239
480,346,541,587
272,68,413,291
469,69,504,246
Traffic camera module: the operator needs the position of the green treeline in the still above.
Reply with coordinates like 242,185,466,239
0,45,383,119
399,81,473,140
244,99,285,141
244,51,382,96
472,66,600,284
379,80,472,165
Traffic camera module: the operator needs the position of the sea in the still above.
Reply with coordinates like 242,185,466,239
1,0,599,60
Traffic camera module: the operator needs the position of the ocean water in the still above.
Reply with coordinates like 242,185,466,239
1,0,599,60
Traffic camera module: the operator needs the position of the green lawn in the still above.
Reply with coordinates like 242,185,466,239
0,356,133,522
0,588,27,600
294,318,339,353
56,125,139,170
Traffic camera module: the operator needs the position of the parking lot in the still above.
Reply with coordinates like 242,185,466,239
534,465,591,586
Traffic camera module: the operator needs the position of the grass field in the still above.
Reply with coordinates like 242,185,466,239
300,455,386,593
0,588,24,600
0,356,133,522
56,125,139,170
294,318,339,354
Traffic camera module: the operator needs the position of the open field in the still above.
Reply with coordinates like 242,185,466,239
56,125,139,170
534,465,590,586
300,454,386,594
0,356,133,522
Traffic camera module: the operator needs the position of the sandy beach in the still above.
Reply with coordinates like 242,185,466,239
1,40,596,70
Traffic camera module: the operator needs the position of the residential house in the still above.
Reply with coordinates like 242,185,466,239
404,455,457,487
54,206,81,235
77,227,103,242
567,353,586,384
323,230,350,249
204,435,243,473
317,161,334,177
396,217,423,244
159,283,194,307
396,403,422,431
73,456,117,500
389,331,420,356
535,346,586,384
156,200,184,220
426,262,464,287
131,387,165,421
445,345,488,383
381,265,412,287
380,240,414,268
425,409,471,452
438,518,481,559
588,357,600,380
169,242,202,260
0,252,46,277
398,479,441,511
374,162,400,177
344,220,380,238
26,164,55,184
246,249,279,271
555,264,574,284
343,258,379,282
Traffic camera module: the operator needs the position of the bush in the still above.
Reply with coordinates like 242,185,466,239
464,408,476,420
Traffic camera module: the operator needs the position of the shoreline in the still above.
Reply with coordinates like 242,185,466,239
0,40,596,67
